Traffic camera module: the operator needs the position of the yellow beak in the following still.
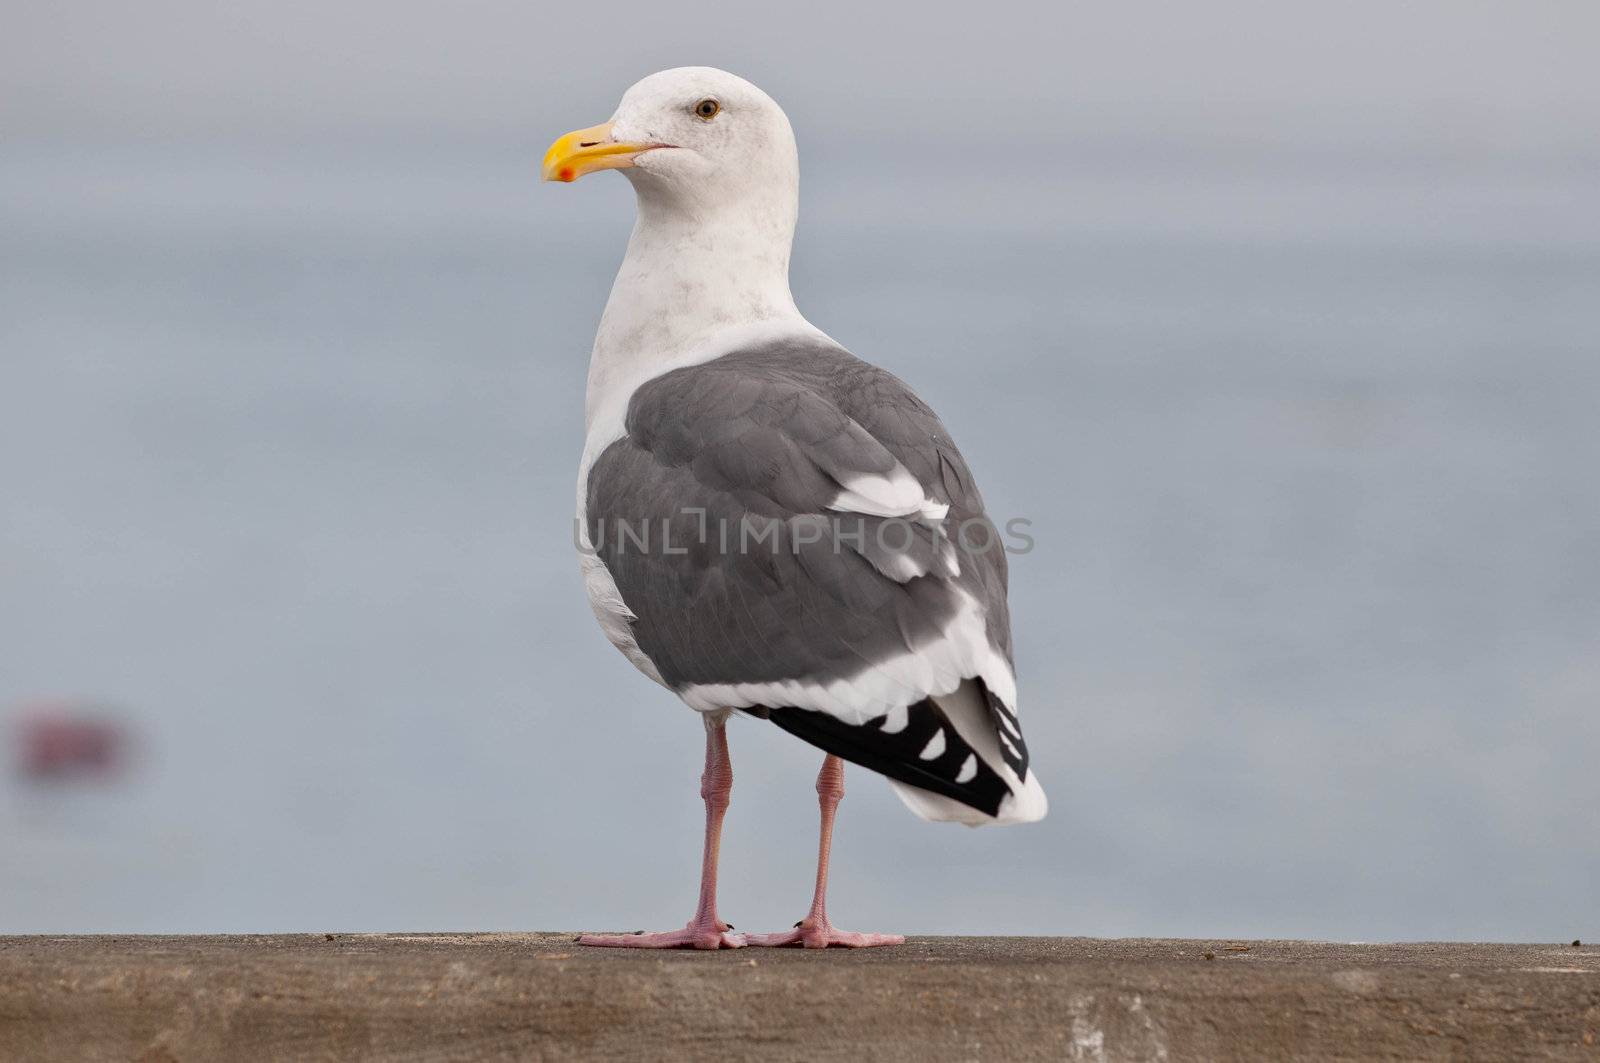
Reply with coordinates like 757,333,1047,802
542,121,659,183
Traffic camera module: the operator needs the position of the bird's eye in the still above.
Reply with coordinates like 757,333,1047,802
693,98,721,120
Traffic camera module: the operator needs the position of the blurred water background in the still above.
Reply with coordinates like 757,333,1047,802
2,1,1598,939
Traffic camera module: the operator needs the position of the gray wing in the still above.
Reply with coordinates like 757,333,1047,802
585,337,1029,814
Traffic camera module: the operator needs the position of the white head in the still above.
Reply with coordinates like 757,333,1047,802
545,68,821,429
543,67,798,225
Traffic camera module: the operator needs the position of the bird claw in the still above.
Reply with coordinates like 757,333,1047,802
577,924,747,949
745,919,904,949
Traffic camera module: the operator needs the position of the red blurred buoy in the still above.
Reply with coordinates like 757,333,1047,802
14,705,129,782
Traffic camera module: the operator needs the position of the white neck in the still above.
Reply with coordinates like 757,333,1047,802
583,183,815,434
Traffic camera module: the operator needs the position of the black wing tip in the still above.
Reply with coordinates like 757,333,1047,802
767,699,1009,817
979,680,1030,779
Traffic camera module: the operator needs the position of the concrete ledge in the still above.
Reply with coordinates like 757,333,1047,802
1,934,1596,1061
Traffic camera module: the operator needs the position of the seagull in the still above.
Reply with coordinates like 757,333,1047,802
544,67,1046,949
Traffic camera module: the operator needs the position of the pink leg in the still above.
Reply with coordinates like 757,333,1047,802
746,755,905,949
579,716,745,949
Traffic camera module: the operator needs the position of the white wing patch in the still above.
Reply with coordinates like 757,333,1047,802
679,586,1015,723
830,465,950,523
826,464,960,582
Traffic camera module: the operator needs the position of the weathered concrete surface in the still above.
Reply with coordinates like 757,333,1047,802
0,934,1596,1061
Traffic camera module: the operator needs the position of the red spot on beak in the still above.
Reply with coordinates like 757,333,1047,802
559,167,575,182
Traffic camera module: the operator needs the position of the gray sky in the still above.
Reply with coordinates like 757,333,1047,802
7,0,1600,149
